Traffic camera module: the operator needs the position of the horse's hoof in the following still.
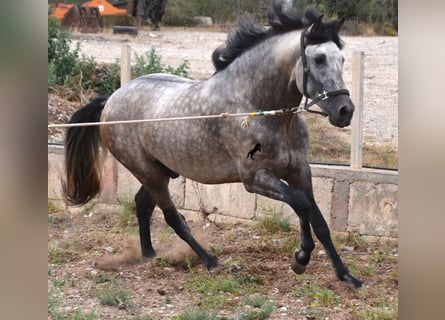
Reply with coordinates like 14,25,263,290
142,251,156,259
342,272,364,289
291,253,307,274
205,256,219,271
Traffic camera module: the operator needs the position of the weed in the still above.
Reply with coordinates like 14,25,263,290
299,306,325,319
185,254,195,273
312,288,340,307
49,288,97,320
156,257,173,268
347,231,367,250
255,213,291,234
93,273,113,284
53,273,74,289
94,280,133,308
157,226,175,243
239,296,275,320
186,272,243,310
171,307,223,320
354,303,398,320
232,272,264,285
48,198,63,214
281,236,301,255
117,197,137,228
127,316,153,320
192,275,240,295
132,48,190,79
48,245,73,264
292,278,322,299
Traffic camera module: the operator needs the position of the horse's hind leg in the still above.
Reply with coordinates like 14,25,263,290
143,180,218,270
135,186,156,258
242,169,315,271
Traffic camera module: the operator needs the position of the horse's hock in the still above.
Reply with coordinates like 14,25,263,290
48,145,398,238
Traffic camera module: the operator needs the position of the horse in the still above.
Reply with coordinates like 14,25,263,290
63,0,363,288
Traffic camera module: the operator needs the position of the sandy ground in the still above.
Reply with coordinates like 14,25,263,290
48,204,398,319
69,27,398,147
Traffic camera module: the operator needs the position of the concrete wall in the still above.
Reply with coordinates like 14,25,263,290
48,145,398,238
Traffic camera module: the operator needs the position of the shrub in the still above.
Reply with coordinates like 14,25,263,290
48,16,81,86
48,15,190,97
132,48,190,79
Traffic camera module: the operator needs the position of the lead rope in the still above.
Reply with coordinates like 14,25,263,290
47,109,297,129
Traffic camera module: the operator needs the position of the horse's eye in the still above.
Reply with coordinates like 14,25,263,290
314,54,326,65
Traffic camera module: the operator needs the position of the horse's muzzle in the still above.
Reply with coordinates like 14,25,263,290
329,103,354,128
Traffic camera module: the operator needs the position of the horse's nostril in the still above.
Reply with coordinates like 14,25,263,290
339,105,351,117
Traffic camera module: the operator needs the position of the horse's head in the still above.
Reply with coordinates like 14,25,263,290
294,15,354,128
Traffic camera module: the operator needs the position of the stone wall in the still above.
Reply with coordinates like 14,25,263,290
48,145,398,238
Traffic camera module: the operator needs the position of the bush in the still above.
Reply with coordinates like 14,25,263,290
132,48,190,79
48,15,190,98
48,16,81,87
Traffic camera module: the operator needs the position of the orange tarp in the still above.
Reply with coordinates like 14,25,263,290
82,0,127,15
50,1,127,20
51,3,74,20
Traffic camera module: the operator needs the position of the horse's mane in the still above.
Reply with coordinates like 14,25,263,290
212,0,344,72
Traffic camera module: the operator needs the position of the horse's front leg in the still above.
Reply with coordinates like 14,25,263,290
242,168,363,288
287,167,363,288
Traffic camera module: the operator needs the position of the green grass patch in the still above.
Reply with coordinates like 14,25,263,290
239,296,275,320
172,307,226,320
191,275,240,295
48,198,63,214
255,213,291,234
93,277,133,308
117,197,137,228
49,288,97,320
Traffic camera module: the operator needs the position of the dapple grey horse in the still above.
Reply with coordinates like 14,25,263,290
63,0,362,288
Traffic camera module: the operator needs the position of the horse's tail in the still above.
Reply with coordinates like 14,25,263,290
62,95,109,206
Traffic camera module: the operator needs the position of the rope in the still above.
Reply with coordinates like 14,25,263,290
47,108,291,129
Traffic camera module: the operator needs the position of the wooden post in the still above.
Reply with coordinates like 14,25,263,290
120,45,131,86
350,51,365,169
100,45,132,203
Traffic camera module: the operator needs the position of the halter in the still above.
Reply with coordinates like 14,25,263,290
294,27,350,116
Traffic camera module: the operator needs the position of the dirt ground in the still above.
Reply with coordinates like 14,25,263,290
48,203,398,319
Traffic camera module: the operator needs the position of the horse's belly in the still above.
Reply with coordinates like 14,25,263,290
154,146,241,184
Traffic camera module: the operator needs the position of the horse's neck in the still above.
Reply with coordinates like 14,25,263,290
211,31,303,110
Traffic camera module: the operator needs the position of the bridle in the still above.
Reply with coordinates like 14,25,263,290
294,27,350,117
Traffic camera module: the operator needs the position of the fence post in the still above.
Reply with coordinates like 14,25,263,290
100,45,132,203
350,51,365,169
120,44,131,85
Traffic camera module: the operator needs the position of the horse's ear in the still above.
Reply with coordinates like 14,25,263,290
336,17,345,32
307,14,324,33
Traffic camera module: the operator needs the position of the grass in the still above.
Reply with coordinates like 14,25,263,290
49,288,97,320
254,204,292,234
48,198,63,214
172,308,224,320
303,114,398,169
171,295,276,320
184,270,269,312
117,197,137,228
93,276,133,308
